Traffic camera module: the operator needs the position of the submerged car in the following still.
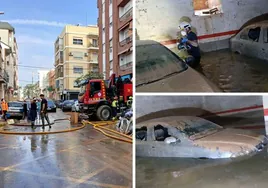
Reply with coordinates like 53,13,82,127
136,116,267,159
230,20,268,61
136,40,221,92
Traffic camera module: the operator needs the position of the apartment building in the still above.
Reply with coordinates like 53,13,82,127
0,22,19,101
48,69,55,99
97,0,133,79
38,70,49,96
54,25,99,100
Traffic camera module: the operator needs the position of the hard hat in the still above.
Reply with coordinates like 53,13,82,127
178,22,191,30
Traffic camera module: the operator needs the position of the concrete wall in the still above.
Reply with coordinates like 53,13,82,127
136,0,268,51
136,96,262,120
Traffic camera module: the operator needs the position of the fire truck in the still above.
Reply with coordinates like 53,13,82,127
78,74,132,121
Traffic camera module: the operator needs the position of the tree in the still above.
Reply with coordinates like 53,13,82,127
75,72,104,86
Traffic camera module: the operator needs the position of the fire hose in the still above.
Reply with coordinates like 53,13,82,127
82,120,132,144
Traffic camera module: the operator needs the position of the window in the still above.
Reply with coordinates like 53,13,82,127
73,38,83,45
7,61,9,66
92,39,98,47
264,28,268,43
72,51,84,59
109,0,112,4
73,67,83,74
90,82,101,92
248,27,261,42
193,0,223,16
240,29,249,40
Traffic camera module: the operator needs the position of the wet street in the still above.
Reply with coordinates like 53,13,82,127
0,111,132,188
136,113,268,188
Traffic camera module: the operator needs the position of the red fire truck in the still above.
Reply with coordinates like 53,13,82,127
78,74,132,121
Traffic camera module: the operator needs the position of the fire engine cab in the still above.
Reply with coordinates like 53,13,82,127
78,74,132,121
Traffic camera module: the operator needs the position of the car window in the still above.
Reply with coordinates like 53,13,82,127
264,27,268,43
181,119,222,137
248,27,261,42
240,28,249,40
48,100,55,105
8,102,23,107
136,43,187,86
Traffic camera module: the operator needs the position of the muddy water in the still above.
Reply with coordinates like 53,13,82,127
136,148,268,188
199,49,268,92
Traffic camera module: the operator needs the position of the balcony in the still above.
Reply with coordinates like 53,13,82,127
119,35,132,47
55,51,63,66
119,8,133,29
55,44,63,54
117,0,130,7
120,61,132,71
88,43,99,50
0,70,9,83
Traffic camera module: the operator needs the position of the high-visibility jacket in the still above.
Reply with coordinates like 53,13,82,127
112,100,118,107
1,102,8,111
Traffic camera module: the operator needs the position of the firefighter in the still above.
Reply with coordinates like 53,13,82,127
127,96,133,108
1,99,8,121
112,97,118,121
179,22,201,67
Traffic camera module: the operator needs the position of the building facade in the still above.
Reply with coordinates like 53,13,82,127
38,70,49,96
0,22,19,101
136,0,268,52
48,69,55,99
54,25,99,100
97,0,133,79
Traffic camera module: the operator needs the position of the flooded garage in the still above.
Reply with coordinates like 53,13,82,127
136,95,268,188
136,115,268,188
199,50,268,92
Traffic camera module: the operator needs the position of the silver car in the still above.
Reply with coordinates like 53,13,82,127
230,20,268,60
136,116,267,159
136,40,221,92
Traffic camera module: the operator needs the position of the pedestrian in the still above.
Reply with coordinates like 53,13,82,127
112,97,118,121
180,22,201,67
1,99,8,121
23,100,28,120
30,99,37,129
36,99,41,122
40,94,51,129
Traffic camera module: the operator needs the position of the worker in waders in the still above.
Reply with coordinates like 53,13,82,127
112,97,118,121
179,22,201,68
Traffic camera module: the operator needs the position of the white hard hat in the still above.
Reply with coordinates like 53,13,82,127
178,22,191,30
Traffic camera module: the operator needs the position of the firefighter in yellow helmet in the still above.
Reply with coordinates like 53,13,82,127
112,96,118,120
127,96,133,108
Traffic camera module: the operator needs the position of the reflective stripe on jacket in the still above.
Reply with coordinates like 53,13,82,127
112,100,118,107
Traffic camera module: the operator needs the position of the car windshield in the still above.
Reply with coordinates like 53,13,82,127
181,119,222,138
136,42,187,86
8,102,22,107
64,100,74,104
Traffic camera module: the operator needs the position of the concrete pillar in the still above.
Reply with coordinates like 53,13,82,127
262,96,268,136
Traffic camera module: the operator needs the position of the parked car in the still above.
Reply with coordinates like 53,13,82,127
230,20,268,61
54,100,63,108
7,101,24,119
71,100,80,112
62,100,75,112
136,40,221,92
47,100,57,112
136,116,267,159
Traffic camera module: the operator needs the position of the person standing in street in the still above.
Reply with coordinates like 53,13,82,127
23,100,28,120
30,99,37,129
40,94,51,129
112,97,118,121
1,99,8,121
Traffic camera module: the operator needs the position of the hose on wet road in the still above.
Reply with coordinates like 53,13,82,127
82,120,132,144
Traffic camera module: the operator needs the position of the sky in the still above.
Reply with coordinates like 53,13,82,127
0,0,98,87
